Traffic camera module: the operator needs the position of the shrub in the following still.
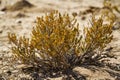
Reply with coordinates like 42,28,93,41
8,11,81,71
8,10,114,74
79,16,113,65
102,0,117,23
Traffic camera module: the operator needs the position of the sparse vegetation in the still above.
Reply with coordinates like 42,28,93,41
8,8,114,76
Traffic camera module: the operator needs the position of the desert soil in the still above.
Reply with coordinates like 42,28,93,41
0,0,120,80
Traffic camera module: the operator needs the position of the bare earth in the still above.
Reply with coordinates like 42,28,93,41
0,0,120,80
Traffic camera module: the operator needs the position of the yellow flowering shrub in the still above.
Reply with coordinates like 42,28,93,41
8,10,114,73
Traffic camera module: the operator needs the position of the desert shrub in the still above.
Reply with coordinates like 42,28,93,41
78,16,113,65
102,0,117,23
8,10,114,73
103,0,120,14
8,11,81,71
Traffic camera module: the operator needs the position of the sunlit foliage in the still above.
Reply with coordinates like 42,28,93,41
8,10,114,72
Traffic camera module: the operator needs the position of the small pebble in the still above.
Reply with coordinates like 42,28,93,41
0,58,2,60
113,22,120,30
72,12,77,17
12,70,19,73
0,30,3,33
17,20,22,24
6,70,12,76
16,19,22,24
15,13,26,18
81,16,86,20
30,72,42,80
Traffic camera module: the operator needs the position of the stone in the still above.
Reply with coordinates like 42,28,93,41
113,21,120,30
73,66,114,80
16,64,27,69
6,70,12,76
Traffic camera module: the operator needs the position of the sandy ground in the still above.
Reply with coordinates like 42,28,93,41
0,0,120,80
